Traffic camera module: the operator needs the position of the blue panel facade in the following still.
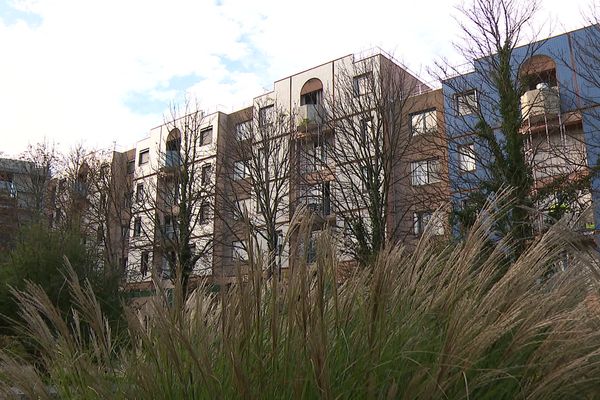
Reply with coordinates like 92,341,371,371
443,25,600,237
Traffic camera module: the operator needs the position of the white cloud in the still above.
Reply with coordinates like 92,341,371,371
0,0,592,156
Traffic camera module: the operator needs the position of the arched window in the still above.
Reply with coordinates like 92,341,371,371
165,128,181,167
520,55,558,90
300,78,323,105
166,128,181,151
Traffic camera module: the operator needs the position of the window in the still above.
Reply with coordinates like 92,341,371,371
276,230,284,256
138,149,150,165
232,240,248,262
234,160,249,181
360,117,372,143
353,73,372,96
236,121,251,141
306,230,319,264
121,224,129,238
413,211,445,236
410,110,437,135
411,159,441,186
140,251,149,277
200,127,213,146
201,164,212,186
455,90,478,116
235,197,252,220
164,215,176,239
120,257,128,272
135,183,144,202
300,90,322,105
458,144,476,172
322,182,331,216
255,189,262,213
127,160,135,174
259,105,274,128
199,202,211,224
161,251,175,279
361,166,370,192
133,217,142,237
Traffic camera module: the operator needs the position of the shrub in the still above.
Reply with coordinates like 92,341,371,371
1,201,600,399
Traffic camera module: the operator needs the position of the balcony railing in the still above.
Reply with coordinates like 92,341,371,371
297,104,324,130
306,200,331,217
521,85,560,120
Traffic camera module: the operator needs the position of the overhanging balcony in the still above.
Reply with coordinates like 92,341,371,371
297,104,324,130
521,86,560,121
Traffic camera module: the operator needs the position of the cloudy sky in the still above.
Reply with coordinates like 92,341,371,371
0,0,593,157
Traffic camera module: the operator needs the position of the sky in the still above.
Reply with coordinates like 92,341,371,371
0,0,594,157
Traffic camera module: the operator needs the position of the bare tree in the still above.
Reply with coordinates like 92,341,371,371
19,140,58,221
132,101,217,304
68,149,133,276
215,102,293,279
298,53,429,265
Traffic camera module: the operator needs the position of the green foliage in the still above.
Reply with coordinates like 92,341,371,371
0,222,123,335
1,200,600,399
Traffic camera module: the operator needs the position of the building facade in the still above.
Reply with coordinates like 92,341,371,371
108,26,600,292
121,50,450,290
444,26,600,239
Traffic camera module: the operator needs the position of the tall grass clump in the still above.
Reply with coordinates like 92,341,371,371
2,197,600,399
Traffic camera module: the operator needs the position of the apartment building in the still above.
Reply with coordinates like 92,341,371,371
125,110,221,291
42,148,134,276
444,26,600,238
122,50,449,290
121,26,600,291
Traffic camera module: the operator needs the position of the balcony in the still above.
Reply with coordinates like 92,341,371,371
521,85,560,121
164,151,181,169
297,104,324,130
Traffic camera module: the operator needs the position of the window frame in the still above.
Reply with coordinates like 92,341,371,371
140,251,149,277
135,183,144,203
199,201,211,224
455,90,478,116
258,105,275,128
353,72,372,97
138,149,150,166
458,143,476,172
360,165,370,193
300,89,323,106
410,109,437,135
233,160,249,181
201,163,212,186
200,127,213,146
411,158,441,186
359,115,373,143
235,120,252,141
133,217,142,237
413,211,445,236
